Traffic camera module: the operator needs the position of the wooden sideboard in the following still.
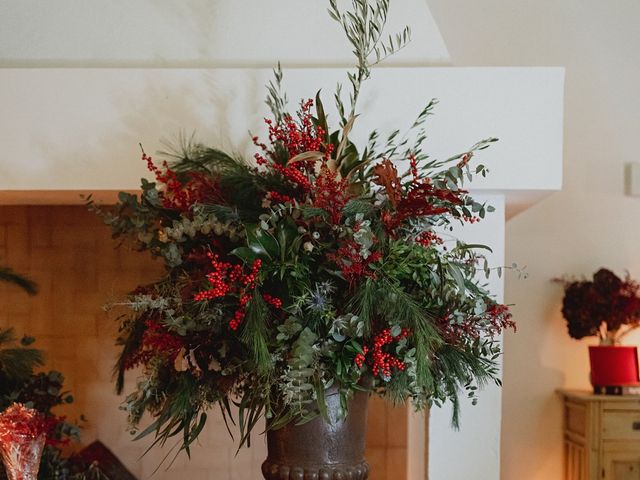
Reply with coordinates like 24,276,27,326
559,390,640,480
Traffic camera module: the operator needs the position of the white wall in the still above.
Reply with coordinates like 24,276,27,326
426,0,640,478
429,194,505,480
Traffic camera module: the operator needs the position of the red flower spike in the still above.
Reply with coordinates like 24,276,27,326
312,164,352,224
124,318,183,370
327,241,381,284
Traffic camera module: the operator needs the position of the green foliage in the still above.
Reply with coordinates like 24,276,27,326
0,328,44,392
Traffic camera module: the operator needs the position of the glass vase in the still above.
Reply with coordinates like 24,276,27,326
0,433,45,480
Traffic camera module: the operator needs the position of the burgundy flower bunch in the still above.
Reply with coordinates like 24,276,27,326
557,268,640,344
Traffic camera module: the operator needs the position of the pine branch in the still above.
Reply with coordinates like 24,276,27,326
0,328,44,382
0,267,38,295
240,291,272,373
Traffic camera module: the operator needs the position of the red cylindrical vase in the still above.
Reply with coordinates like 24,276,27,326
589,345,639,387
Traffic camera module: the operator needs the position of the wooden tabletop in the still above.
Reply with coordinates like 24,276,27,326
557,388,640,402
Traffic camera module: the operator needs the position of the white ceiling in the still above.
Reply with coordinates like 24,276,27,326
0,0,450,67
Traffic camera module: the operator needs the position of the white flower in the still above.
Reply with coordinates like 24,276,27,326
303,241,314,252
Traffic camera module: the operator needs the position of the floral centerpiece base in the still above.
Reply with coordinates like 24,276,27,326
262,387,369,480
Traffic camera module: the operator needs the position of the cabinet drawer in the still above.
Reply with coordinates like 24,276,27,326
603,411,640,440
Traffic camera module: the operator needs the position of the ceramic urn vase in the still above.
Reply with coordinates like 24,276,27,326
261,388,370,480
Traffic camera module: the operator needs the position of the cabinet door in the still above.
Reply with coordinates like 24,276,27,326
603,451,640,480
565,440,587,480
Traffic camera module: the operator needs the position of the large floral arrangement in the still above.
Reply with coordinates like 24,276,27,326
92,0,514,453
556,268,640,344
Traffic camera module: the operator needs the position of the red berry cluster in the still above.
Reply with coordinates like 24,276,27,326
270,163,312,192
143,151,221,212
194,254,262,330
144,152,188,208
416,230,444,247
266,191,294,204
355,328,411,379
354,347,369,369
253,99,334,197
371,328,410,378
230,294,251,331
262,293,283,309
463,216,480,224
266,100,326,159
254,152,267,166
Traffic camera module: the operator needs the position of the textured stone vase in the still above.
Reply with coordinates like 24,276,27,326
261,388,370,480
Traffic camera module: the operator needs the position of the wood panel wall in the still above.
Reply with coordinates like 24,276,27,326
0,206,407,480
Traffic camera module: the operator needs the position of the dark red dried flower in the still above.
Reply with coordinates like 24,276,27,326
312,164,352,224
560,268,640,340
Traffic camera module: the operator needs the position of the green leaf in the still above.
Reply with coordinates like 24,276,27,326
245,225,279,260
456,243,493,253
448,264,467,292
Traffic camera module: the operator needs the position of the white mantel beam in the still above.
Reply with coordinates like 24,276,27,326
0,67,563,219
